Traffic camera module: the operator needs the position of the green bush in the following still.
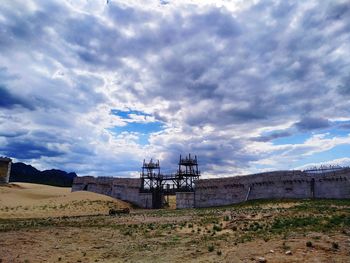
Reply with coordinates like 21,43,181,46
208,244,215,252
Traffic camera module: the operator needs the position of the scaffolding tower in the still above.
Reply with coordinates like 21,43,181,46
139,154,201,208
140,159,161,191
176,154,200,191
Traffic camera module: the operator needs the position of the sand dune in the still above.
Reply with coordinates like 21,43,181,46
0,183,130,219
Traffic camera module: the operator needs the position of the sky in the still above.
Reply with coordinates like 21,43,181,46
0,0,350,177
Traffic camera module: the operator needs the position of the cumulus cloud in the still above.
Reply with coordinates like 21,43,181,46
0,0,350,176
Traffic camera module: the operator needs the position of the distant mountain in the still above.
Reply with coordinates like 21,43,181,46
9,162,77,187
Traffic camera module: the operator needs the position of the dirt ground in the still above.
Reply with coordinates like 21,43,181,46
0,183,349,262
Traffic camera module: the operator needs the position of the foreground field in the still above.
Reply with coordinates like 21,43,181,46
0,184,349,262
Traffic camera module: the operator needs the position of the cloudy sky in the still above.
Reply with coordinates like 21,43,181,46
0,0,350,177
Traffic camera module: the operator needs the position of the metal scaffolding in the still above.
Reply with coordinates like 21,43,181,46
140,154,201,208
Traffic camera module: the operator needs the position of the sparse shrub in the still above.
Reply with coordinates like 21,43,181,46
213,225,222,232
188,223,193,228
208,244,215,252
332,242,339,250
122,229,132,236
306,241,313,247
216,250,222,256
223,215,230,221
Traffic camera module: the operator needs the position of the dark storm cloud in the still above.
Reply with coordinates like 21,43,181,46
252,131,292,142
0,2,64,50
338,75,350,95
338,121,350,130
107,3,151,25
0,140,63,159
295,117,331,131
0,86,34,110
151,130,261,175
1,0,350,175
0,130,28,138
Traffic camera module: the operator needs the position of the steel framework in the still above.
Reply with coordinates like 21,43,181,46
176,154,200,191
140,154,201,208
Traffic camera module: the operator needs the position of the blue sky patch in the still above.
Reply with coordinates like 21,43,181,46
110,121,164,134
322,128,349,139
272,133,310,145
109,122,164,145
109,109,165,145
111,109,152,119
294,144,350,168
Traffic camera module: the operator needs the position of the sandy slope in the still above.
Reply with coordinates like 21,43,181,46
0,183,130,218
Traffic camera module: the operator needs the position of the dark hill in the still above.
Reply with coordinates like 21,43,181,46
9,162,77,187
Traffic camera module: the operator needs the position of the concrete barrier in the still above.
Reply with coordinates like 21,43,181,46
72,168,350,209
194,169,350,208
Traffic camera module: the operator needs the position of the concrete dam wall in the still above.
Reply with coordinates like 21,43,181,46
72,176,153,208
194,169,350,208
72,168,350,209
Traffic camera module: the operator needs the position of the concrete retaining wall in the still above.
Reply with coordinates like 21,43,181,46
176,192,195,209
0,157,12,184
314,170,350,199
139,193,153,209
72,168,350,209
195,169,350,208
72,176,151,208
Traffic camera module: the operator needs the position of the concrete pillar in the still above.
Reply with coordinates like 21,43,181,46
0,157,12,184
